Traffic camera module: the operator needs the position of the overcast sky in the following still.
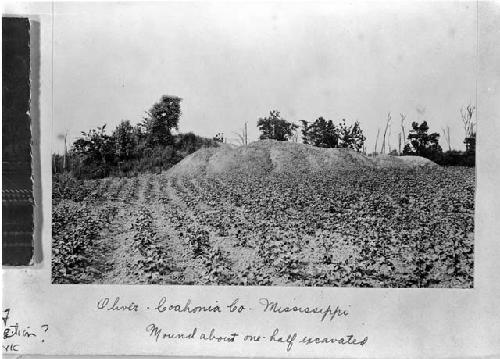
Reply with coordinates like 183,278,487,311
52,1,482,153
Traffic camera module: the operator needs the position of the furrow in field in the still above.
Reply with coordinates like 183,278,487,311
144,174,206,284
92,205,145,284
163,175,259,284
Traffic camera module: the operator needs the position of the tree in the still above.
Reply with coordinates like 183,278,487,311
374,128,380,154
302,117,339,148
213,133,224,143
300,120,310,144
232,122,248,146
71,124,116,178
112,120,135,160
257,110,298,141
461,105,476,153
338,119,366,152
73,125,115,165
441,126,451,152
402,121,442,158
142,95,182,146
380,112,391,154
400,113,407,152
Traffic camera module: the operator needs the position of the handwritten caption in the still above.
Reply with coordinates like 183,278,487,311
2,308,49,353
97,296,368,352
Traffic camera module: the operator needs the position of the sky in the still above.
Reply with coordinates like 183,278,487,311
52,1,483,153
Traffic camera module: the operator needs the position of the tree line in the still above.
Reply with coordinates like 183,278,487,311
252,107,476,166
253,110,367,152
53,95,218,179
55,95,476,180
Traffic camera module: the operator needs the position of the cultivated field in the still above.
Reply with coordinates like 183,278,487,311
52,166,474,287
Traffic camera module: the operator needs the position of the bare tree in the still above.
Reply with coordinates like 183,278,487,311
400,113,407,149
381,112,391,154
232,121,248,146
232,131,245,146
461,105,476,152
461,105,476,138
442,126,451,151
398,132,402,154
374,128,381,154
388,117,392,153
243,122,248,145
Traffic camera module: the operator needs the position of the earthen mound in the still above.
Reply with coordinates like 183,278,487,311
168,140,437,176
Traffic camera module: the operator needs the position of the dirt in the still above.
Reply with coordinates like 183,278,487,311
169,140,437,177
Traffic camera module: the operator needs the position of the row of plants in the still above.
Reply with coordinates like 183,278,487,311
158,167,474,287
52,165,474,287
52,201,118,283
128,207,174,284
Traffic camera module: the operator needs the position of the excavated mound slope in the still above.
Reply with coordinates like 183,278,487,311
168,140,437,176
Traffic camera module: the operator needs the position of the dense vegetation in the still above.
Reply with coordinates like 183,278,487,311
52,167,474,287
256,111,367,152
255,108,475,166
402,120,475,167
54,95,219,179
257,110,299,142
301,117,366,152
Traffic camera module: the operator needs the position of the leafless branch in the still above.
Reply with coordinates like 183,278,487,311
381,112,391,154
374,128,380,154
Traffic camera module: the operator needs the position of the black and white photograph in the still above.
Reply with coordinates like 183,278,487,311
52,2,476,287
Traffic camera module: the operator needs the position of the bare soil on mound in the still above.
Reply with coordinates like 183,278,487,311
168,140,437,177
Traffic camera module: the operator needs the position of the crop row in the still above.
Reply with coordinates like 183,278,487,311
53,175,142,204
53,166,474,287
52,201,118,283
128,206,174,284
160,167,474,287
154,176,236,284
